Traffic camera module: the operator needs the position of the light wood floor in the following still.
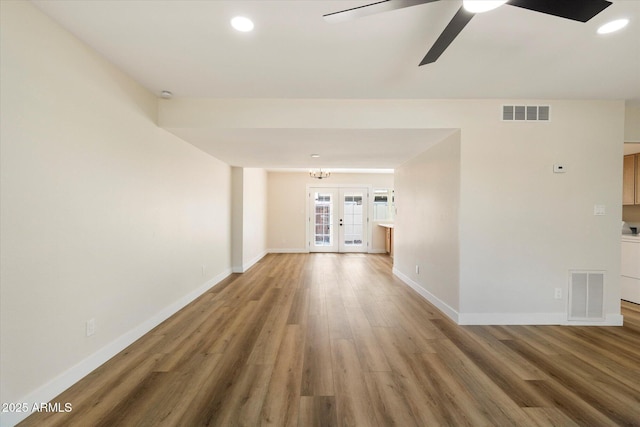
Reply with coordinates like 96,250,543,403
20,253,640,426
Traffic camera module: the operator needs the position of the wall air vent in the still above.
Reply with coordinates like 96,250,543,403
502,105,550,121
568,271,605,321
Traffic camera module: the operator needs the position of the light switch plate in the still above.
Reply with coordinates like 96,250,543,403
594,205,606,216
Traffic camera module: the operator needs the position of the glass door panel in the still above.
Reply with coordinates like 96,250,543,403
339,190,367,252
309,187,368,253
310,191,337,252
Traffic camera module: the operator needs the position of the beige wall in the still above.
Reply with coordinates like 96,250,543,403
458,101,624,324
0,1,231,420
243,168,268,267
625,102,640,142
267,172,394,252
394,132,461,314
232,167,268,272
231,167,244,270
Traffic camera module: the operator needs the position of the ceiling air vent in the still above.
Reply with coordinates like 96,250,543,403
502,105,550,122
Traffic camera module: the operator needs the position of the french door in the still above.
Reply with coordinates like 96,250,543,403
309,187,368,253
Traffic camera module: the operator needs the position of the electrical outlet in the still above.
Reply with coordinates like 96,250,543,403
86,318,95,337
415,265,420,274
554,288,562,300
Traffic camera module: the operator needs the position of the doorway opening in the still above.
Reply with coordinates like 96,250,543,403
308,187,369,253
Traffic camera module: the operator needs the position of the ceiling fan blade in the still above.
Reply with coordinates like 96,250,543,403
323,0,440,23
419,6,474,66
507,0,612,22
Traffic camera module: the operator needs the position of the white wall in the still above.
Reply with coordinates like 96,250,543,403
394,132,461,318
242,168,268,268
625,101,640,142
231,167,268,272
267,172,394,252
231,167,244,271
0,2,232,424
458,101,624,324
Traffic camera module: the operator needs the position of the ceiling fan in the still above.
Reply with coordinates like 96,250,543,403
324,0,612,66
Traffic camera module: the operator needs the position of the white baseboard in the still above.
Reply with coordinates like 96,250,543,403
562,313,624,326
392,267,460,323
267,248,309,254
458,312,566,325
443,310,622,326
0,269,231,427
233,251,268,273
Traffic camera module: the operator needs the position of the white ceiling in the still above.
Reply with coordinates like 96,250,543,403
32,0,640,169
165,127,458,169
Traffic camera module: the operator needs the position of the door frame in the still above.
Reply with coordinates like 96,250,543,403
306,184,373,253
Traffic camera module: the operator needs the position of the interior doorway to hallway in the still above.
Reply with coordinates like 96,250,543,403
308,187,369,253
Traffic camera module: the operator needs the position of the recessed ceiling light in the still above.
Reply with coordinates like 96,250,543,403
231,16,254,32
597,18,629,34
310,154,320,158
462,0,508,14
160,90,172,99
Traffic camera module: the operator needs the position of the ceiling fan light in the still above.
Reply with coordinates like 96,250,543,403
597,18,629,34
463,0,508,14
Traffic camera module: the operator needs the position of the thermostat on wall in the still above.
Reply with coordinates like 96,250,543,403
553,164,566,173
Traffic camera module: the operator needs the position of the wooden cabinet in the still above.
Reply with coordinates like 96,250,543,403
379,224,394,257
623,154,640,205
385,227,393,257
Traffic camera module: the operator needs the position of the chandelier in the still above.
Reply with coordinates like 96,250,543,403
309,169,330,180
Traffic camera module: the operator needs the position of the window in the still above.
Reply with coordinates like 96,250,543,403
373,189,394,221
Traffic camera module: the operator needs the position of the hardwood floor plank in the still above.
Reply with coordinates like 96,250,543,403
464,325,547,381
95,353,221,427
521,324,640,392
364,371,419,427
215,363,274,427
331,339,378,427
260,325,305,427
430,339,533,426
300,314,334,396
412,352,495,426
154,305,232,372
353,333,392,373
356,292,393,327
286,288,310,326
431,319,552,408
373,326,421,373
503,339,640,425
325,295,354,341
521,407,581,427
299,396,338,427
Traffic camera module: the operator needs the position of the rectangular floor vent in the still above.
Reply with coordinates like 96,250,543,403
502,105,550,121
568,271,605,321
